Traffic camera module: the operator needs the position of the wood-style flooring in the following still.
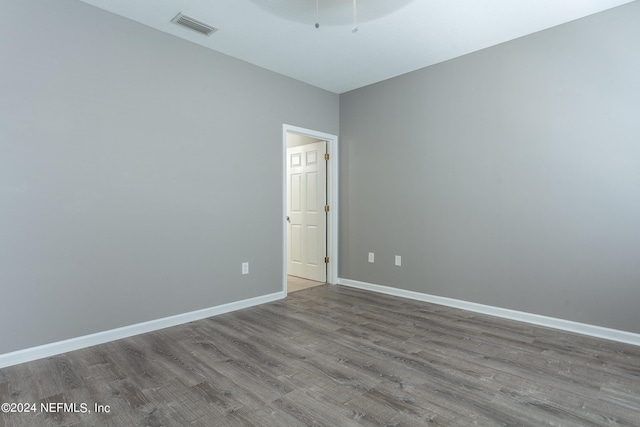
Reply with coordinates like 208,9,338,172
1,284,639,426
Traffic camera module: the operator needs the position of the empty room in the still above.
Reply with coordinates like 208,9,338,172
1,0,639,425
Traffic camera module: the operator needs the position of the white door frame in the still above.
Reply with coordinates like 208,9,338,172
282,124,339,293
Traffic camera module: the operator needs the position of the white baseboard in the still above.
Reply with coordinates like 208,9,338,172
0,291,285,369
338,278,640,347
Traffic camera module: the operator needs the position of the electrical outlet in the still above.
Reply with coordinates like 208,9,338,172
242,262,249,275
395,255,402,266
368,252,375,263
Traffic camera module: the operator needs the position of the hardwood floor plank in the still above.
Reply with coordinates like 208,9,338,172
272,389,362,427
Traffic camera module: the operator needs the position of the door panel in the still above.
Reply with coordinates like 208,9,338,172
286,141,327,282
306,172,318,212
291,224,302,264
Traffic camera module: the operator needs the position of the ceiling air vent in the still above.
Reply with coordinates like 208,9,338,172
171,13,218,36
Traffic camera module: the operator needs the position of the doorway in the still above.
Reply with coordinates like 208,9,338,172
282,125,338,295
287,138,327,284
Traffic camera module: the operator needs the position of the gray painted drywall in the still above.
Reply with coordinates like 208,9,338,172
339,2,640,333
0,0,338,354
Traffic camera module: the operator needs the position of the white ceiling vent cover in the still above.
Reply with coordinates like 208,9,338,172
171,13,218,36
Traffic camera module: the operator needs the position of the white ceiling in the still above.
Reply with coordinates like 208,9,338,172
78,0,635,94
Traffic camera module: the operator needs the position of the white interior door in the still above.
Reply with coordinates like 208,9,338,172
287,141,327,282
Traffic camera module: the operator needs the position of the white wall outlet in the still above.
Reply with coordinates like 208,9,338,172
395,255,402,266
368,252,375,263
242,262,249,275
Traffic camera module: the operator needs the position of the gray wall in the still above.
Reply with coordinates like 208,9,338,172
0,0,338,354
339,2,640,333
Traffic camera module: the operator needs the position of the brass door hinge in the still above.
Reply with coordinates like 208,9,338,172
324,205,330,212
324,257,329,263
324,153,330,161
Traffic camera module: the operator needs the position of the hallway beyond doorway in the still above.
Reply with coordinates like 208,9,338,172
287,275,324,293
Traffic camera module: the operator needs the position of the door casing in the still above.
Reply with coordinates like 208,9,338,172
282,124,338,294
